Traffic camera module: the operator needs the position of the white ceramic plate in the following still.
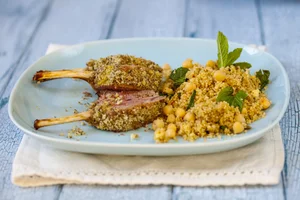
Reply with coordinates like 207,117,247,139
8,38,290,156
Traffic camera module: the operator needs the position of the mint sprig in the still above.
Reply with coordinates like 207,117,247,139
216,86,248,111
216,31,252,69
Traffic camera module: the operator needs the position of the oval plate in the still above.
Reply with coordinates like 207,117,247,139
8,38,290,156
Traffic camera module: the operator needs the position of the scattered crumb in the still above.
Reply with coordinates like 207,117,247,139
59,133,65,136
84,102,90,108
74,109,79,114
65,108,68,112
67,126,86,139
82,91,92,100
120,133,125,136
81,122,86,126
78,101,83,105
130,133,139,140
54,116,57,118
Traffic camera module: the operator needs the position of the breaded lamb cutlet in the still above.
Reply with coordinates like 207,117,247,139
34,90,165,132
33,54,163,92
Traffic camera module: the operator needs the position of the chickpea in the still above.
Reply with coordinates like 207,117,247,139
167,123,177,131
162,63,171,70
163,105,174,115
175,108,186,118
252,89,260,98
206,60,216,68
166,128,176,138
163,87,173,95
184,112,195,122
261,97,271,109
182,58,193,68
163,70,171,78
213,70,226,81
184,82,196,92
242,108,247,114
167,114,176,123
233,122,244,134
152,119,164,130
154,128,166,141
235,114,245,123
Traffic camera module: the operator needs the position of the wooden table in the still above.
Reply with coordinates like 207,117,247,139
0,0,299,199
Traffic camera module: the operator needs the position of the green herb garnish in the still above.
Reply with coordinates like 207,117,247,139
256,69,270,91
177,92,181,99
216,86,248,111
216,31,251,69
220,125,227,131
169,67,189,87
187,90,196,110
233,62,252,69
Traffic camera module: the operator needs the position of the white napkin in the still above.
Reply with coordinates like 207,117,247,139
11,44,284,187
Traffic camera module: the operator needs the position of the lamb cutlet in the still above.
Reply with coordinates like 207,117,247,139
33,55,162,92
34,90,165,132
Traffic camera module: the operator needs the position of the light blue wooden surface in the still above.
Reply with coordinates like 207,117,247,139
0,0,299,199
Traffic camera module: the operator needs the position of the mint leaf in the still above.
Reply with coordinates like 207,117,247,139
169,67,189,87
216,87,234,103
231,90,248,110
216,86,247,111
187,90,196,110
178,92,181,99
217,31,229,68
256,69,270,91
233,62,252,69
220,125,227,131
227,48,243,65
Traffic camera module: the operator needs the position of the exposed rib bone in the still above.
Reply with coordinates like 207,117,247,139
32,69,92,82
34,111,92,130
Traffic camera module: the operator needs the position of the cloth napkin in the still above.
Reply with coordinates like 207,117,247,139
11,44,284,187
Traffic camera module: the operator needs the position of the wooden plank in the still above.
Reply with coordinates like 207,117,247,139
110,0,185,38
0,0,51,106
184,0,262,44
0,1,61,199
59,185,171,200
259,0,300,199
59,0,185,199
0,0,118,199
173,183,284,200
175,0,285,199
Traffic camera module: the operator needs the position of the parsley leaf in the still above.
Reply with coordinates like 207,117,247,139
233,62,252,69
216,86,248,111
217,31,229,68
227,48,242,65
256,69,270,91
187,90,196,110
169,67,189,87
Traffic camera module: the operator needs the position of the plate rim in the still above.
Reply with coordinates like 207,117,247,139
8,37,290,149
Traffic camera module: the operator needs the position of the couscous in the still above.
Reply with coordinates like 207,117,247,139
153,32,271,143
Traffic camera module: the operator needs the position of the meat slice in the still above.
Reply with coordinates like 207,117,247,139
34,90,165,132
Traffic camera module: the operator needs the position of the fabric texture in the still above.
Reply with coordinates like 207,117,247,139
11,44,284,187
